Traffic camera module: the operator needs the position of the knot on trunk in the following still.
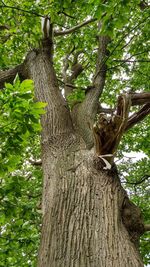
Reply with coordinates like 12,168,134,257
121,197,145,247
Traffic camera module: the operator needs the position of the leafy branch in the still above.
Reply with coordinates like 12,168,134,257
0,0,45,17
105,15,149,65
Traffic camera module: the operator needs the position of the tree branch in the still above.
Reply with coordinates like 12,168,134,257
125,175,149,185
139,0,149,10
54,18,96,36
130,93,150,106
58,11,76,19
103,16,149,65
0,64,27,89
29,159,42,166
0,24,10,30
0,3,44,17
62,46,75,85
62,48,84,97
113,59,150,63
108,50,149,71
71,21,111,149
93,34,110,93
144,224,150,231
125,103,150,131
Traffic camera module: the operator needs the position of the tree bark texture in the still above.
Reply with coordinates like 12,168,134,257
23,49,144,267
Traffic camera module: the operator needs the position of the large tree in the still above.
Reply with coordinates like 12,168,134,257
0,0,150,266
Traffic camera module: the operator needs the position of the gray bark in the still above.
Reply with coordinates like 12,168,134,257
37,146,144,267
23,48,144,267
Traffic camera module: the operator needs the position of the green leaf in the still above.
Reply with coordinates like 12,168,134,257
33,102,47,109
20,79,34,93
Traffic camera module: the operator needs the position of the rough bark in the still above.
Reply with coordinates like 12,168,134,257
22,47,144,266
71,34,111,150
24,48,74,213
37,144,144,267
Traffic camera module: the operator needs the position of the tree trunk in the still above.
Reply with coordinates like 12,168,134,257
24,49,144,267
38,148,144,267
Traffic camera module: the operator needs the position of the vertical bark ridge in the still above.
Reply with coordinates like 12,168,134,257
25,50,73,139
38,148,143,267
25,49,76,216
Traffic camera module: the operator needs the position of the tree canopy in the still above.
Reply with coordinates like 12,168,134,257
0,0,150,266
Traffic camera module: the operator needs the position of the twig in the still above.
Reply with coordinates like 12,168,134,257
125,175,149,185
27,192,42,198
29,159,42,166
107,49,149,71
60,11,76,19
113,59,150,63
57,78,77,89
104,15,149,65
0,24,10,30
120,34,136,51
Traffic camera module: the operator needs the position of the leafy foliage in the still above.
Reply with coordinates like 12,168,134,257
0,78,44,266
0,76,46,174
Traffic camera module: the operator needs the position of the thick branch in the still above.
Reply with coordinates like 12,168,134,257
93,22,110,93
71,26,111,149
130,93,150,106
125,103,150,131
0,64,27,89
54,18,96,36
63,49,84,98
144,224,150,231
69,63,84,81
